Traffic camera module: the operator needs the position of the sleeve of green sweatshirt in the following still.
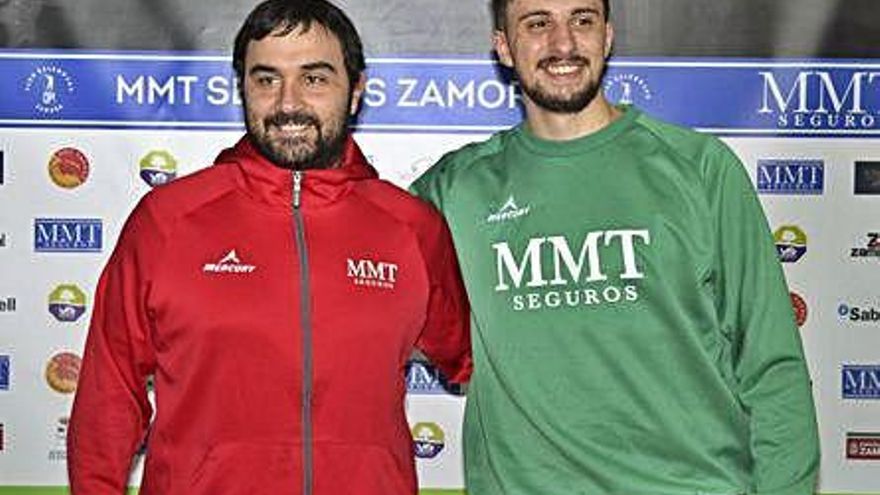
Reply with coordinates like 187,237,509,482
706,140,820,495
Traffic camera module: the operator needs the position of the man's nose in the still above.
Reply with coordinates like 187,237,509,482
278,79,303,112
548,23,576,54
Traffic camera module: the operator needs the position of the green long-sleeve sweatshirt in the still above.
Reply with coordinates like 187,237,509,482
410,106,819,495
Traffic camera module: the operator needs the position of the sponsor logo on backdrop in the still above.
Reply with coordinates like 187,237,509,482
45,351,81,394
487,196,531,223
0,355,10,391
842,365,880,399
758,71,877,130
411,422,445,459
139,150,178,187
0,232,7,248
851,233,880,258
48,417,68,462
774,225,807,263
34,218,103,253
493,229,649,312
0,422,4,452
202,249,256,274
48,284,87,322
48,147,90,189
604,73,653,107
756,159,824,194
406,359,461,395
0,297,15,314
346,258,398,289
0,150,5,185
23,64,76,115
847,432,880,460
854,162,880,195
838,303,880,323
790,292,808,327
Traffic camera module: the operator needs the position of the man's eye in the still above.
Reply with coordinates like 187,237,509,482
572,14,596,27
304,74,328,86
255,75,278,86
526,19,550,30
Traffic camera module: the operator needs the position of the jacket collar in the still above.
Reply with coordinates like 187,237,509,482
215,134,378,210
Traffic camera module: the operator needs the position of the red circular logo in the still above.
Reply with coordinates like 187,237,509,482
790,292,808,327
45,351,82,394
48,147,90,189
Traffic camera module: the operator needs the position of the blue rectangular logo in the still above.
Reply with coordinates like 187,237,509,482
405,360,461,395
843,365,880,399
757,159,824,194
34,218,103,253
0,355,9,390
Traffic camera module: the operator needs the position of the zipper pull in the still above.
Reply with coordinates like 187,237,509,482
293,170,303,209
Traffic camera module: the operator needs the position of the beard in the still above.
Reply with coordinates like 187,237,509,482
519,55,603,114
245,103,349,171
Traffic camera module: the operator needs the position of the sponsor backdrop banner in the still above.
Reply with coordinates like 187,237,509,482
0,4,879,495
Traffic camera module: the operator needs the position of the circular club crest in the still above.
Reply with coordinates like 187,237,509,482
774,225,807,263
790,292,808,327
48,284,87,322
139,150,178,187
23,65,76,115
411,422,446,459
45,351,82,394
48,147,90,189
604,73,653,106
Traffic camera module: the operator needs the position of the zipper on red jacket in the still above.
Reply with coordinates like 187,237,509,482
292,170,314,495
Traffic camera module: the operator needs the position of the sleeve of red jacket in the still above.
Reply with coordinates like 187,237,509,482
67,197,161,494
413,210,473,384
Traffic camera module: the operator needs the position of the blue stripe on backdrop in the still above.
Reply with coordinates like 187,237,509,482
0,51,878,135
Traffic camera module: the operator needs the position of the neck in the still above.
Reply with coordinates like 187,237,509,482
524,93,621,141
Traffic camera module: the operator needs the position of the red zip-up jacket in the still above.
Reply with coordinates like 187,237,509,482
67,135,472,495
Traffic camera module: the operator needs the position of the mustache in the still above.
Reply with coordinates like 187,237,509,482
537,56,589,70
264,111,321,129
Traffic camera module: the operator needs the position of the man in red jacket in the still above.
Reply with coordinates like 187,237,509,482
66,1,472,494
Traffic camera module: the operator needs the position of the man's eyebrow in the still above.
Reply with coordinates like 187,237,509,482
301,61,338,73
248,64,278,75
571,7,602,16
517,9,551,23
517,6,602,23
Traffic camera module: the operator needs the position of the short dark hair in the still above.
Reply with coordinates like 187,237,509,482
233,0,365,90
491,0,610,31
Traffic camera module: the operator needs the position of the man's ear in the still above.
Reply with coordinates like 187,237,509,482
493,30,514,68
350,72,367,116
604,21,614,59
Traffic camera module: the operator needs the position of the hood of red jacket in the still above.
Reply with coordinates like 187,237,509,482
215,134,379,209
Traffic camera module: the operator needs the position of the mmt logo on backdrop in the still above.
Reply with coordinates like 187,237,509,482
34,218,103,253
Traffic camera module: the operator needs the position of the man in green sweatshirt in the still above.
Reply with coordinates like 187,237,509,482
410,0,820,494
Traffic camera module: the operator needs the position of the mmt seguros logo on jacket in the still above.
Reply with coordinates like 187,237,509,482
492,229,650,312
346,257,398,290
